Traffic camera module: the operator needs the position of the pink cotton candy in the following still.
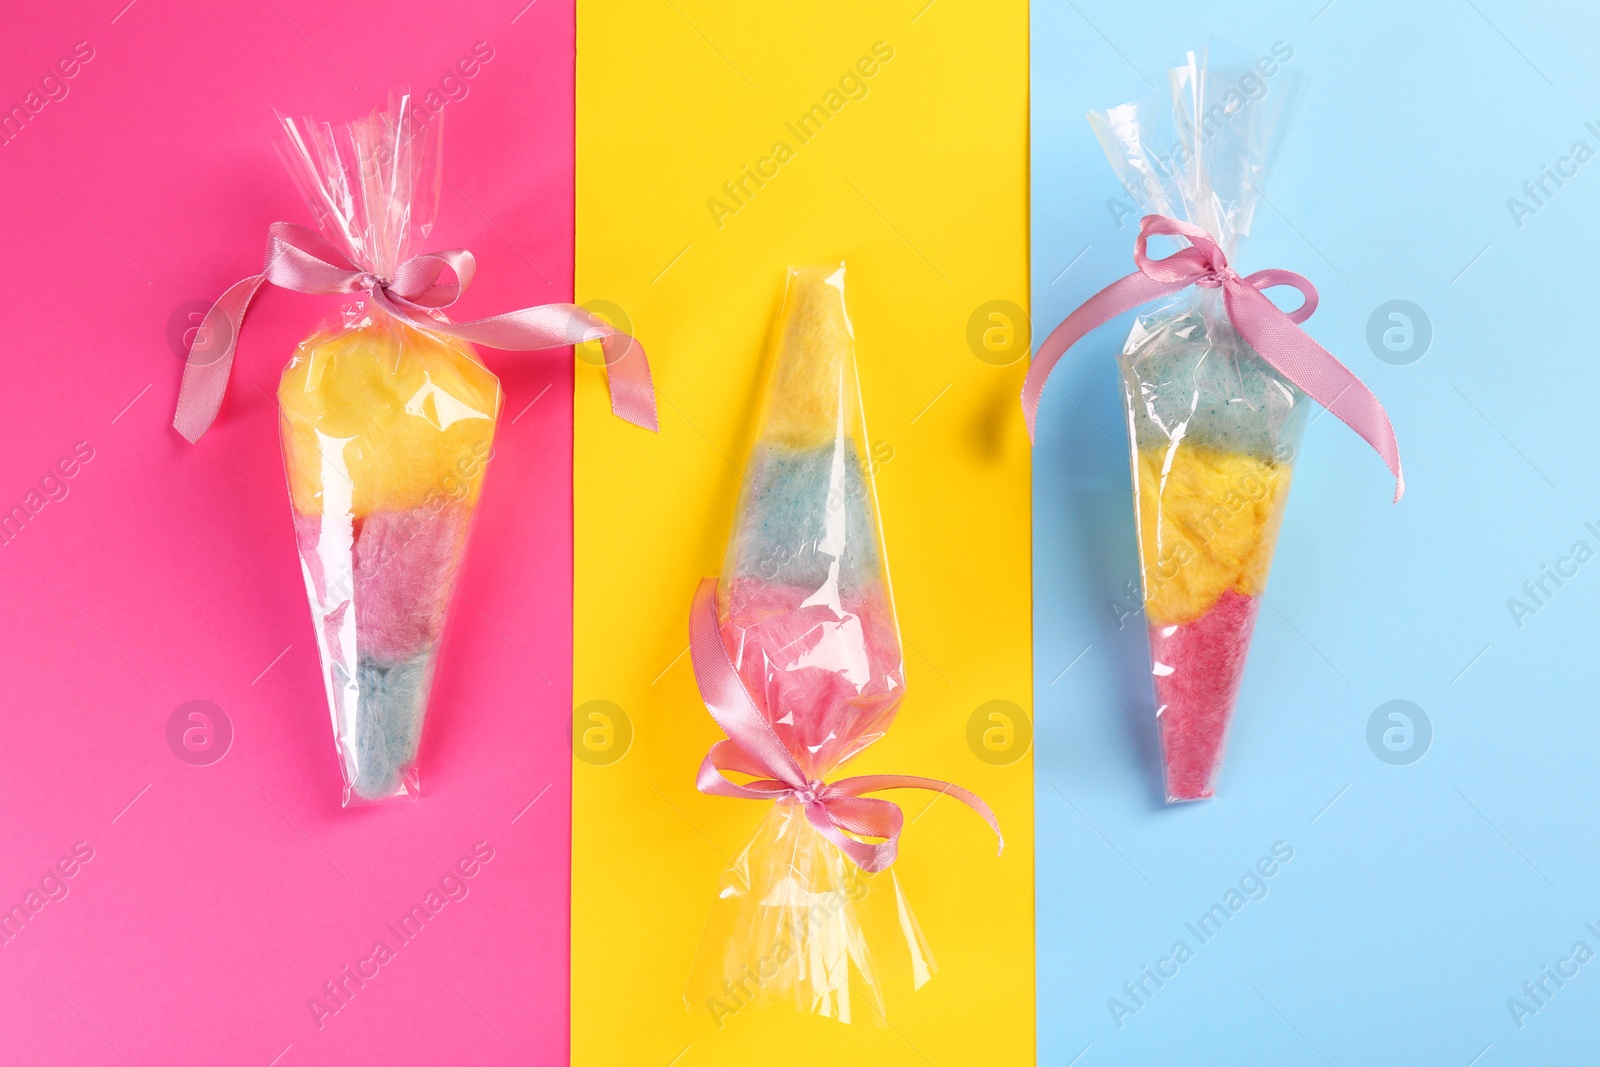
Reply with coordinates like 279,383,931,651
293,503,472,663
721,576,904,779
1148,588,1261,802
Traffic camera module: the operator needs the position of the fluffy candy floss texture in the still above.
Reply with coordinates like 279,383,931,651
1136,444,1290,626
292,505,474,664
727,441,878,595
1149,589,1260,801
349,653,436,800
1121,307,1308,801
1123,307,1307,462
1132,442,1293,802
280,315,500,801
721,577,903,779
723,265,881,595
756,264,860,451
279,315,501,516
1132,441,1292,799
716,264,903,779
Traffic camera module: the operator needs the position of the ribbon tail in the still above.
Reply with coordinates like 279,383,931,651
833,773,1004,855
1021,271,1185,442
173,274,268,443
804,777,1004,874
688,579,809,789
803,802,899,873
1225,283,1405,502
600,332,660,432
395,302,660,433
695,740,799,801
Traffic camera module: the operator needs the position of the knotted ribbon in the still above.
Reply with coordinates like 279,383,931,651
173,221,658,442
1021,214,1403,501
689,578,1002,874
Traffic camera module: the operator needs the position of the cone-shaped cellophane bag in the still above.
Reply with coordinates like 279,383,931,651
686,265,935,1025
275,95,501,804
1091,52,1308,801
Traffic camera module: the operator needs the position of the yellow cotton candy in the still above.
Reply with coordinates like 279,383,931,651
278,315,502,516
758,264,860,449
1135,444,1292,626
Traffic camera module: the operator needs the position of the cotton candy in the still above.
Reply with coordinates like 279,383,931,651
1123,308,1308,462
690,265,925,1021
1120,300,1308,804
1135,444,1290,625
279,317,500,516
721,576,902,778
715,264,901,778
279,312,497,806
289,489,472,802
351,505,471,662
263,96,502,806
1087,53,1374,804
280,313,499,805
759,264,859,450
1149,588,1261,801
293,504,472,664
726,442,879,595
348,652,436,801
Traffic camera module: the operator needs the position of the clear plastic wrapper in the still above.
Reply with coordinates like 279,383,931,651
1089,51,1306,802
687,265,932,1025
275,95,500,805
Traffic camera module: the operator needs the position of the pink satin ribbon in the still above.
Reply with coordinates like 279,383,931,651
689,578,1002,874
1022,214,1403,501
173,221,659,442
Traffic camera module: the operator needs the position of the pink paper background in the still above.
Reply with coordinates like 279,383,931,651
0,2,573,1064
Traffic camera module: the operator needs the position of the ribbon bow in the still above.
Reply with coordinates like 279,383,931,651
688,578,1002,874
173,221,658,442
1021,214,1403,501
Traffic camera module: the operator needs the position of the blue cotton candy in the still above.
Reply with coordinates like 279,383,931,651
1120,303,1309,461
726,441,881,596
348,652,435,801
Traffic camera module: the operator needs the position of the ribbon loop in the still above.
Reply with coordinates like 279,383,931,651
174,222,658,442
1133,214,1230,285
1241,267,1318,324
1022,213,1402,502
387,250,473,310
688,578,1002,874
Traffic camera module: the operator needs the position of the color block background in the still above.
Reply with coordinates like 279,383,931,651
1034,4,1600,1065
574,1,1032,1063
0,2,578,1063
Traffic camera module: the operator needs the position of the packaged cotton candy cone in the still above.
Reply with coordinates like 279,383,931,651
272,99,500,804
686,266,1000,1024
1022,47,1403,802
172,90,656,806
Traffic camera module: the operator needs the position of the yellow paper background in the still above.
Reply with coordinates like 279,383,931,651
574,2,1032,1062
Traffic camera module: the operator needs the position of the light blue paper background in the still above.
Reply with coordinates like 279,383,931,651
1031,3,1600,1063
